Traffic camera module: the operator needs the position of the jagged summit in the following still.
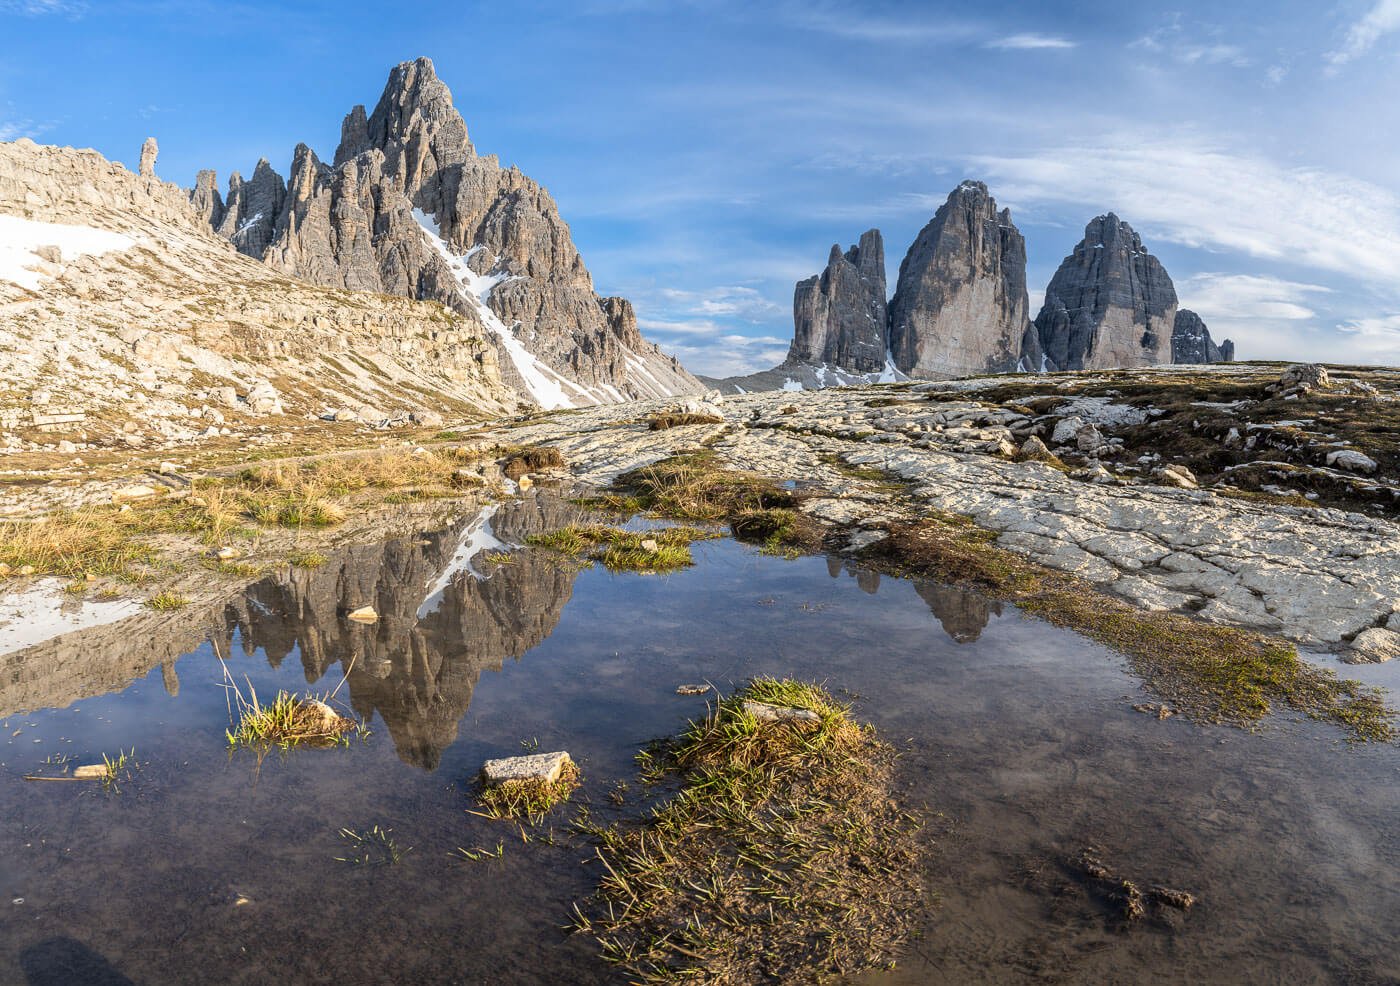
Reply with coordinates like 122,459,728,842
193,56,700,408
787,229,887,373
1030,214,1178,371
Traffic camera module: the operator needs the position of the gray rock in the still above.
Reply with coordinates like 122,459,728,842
1345,627,1400,664
139,137,157,178
743,701,820,724
189,170,225,229
245,381,283,415
1171,309,1232,364
1032,214,1177,370
482,750,573,785
787,229,887,374
888,181,1030,378
1326,449,1378,473
1280,363,1330,392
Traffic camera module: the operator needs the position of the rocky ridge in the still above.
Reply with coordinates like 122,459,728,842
195,57,700,409
710,189,1235,394
0,137,515,455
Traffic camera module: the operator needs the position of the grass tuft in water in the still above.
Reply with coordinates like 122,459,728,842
224,688,357,750
474,761,582,824
571,677,923,984
146,590,188,611
336,825,411,866
525,525,720,573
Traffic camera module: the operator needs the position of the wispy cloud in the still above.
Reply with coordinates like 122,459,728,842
987,33,1076,50
0,0,87,14
1131,16,1251,67
1179,273,1333,322
974,136,1400,292
788,3,980,45
1328,0,1400,66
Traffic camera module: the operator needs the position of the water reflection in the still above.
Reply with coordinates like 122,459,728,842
214,494,591,769
826,555,1003,643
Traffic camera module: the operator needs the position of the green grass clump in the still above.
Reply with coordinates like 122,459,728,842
525,525,719,573
729,507,823,557
475,761,582,824
571,678,923,983
615,451,801,522
225,690,356,750
288,549,328,569
146,590,188,611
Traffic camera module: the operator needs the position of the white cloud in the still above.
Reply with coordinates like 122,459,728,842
1328,0,1400,66
974,136,1400,293
987,33,1077,51
1265,64,1287,86
657,285,784,320
1176,44,1251,67
1179,274,1333,322
1337,314,1400,363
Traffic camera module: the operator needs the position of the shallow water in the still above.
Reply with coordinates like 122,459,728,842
0,493,1397,985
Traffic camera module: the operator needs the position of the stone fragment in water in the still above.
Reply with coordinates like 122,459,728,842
742,700,820,724
72,764,108,780
675,684,710,695
481,750,573,786
640,538,659,553
346,606,379,623
1344,627,1400,664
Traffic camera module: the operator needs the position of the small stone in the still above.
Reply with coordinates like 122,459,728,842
1344,627,1400,664
72,764,109,780
112,484,160,504
742,700,820,724
640,538,660,553
516,475,534,491
1154,464,1199,489
675,684,710,695
159,461,180,475
481,751,573,786
347,606,379,623
213,547,240,561
17,565,36,576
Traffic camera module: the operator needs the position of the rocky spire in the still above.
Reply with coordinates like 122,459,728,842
189,169,224,229
887,181,1030,378
195,56,699,406
215,158,286,260
1171,309,1234,364
786,229,887,374
139,137,158,178
1032,214,1176,371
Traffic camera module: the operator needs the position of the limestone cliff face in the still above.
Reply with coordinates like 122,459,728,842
787,230,887,374
887,181,1030,379
1171,309,1234,364
1032,215,1176,371
198,57,700,407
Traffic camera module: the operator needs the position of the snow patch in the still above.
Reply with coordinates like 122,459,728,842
0,215,135,290
781,378,805,392
417,505,511,617
0,580,143,657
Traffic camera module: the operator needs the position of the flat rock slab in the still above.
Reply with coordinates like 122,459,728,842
72,764,108,780
482,751,573,786
346,606,378,623
1344,627,1400,664
743,700,820,724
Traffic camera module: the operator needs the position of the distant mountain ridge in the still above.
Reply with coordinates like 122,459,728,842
707,182,1233,394
191,57,700,409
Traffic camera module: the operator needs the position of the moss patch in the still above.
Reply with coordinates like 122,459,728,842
572,678,923,983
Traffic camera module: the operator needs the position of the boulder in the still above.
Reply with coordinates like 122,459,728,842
1154,464,1199,489
245,381,283,415
410,409,445,428
1326,449,1378,474
1345,627,1400,664
112,484,161,503
1051,416,1084,446
1280,364,1330,392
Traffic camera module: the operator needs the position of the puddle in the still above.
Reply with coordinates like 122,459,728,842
0,492,1396,984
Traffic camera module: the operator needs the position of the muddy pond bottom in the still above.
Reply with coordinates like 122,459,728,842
0,494,1396,985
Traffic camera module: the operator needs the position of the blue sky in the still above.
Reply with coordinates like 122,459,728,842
5,0,1400,374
